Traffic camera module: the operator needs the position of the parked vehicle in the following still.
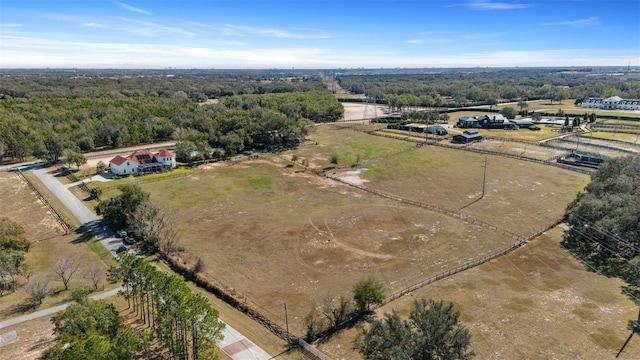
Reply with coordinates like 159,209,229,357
123,236,136,245
115,245,129,254
116,230,127,238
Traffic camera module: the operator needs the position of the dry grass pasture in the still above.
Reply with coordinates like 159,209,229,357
466,139,566,160
88,125,596,343
355,143,589,236
317,226,640,359
0,172,66,241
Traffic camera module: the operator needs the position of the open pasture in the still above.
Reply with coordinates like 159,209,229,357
117,125,590,336
478,125,566,141
317,226,640,359
0,172,66,241
466,139,566,160
132,157,520,335
353,145,589,237
293,124,414,168
586,131,640,144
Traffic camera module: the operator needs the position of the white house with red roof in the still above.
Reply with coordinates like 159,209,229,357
109,150,176,176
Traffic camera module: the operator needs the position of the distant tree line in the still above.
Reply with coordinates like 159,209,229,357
336,69,640,108
0,71,342,164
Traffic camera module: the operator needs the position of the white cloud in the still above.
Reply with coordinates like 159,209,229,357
406,39,424,44
2,34,638,69
115,17,197,37
114,1,151,15
540,17,599,26
3,24,23,27
451,1,532,10
81,23,105,28
220,24,333,39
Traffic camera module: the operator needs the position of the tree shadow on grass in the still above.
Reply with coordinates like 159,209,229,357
315,310,370,345
1,300,41,317
70,225,92,244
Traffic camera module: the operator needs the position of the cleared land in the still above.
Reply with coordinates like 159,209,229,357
89,125,591,340
316,226,640,359
0,172,66,241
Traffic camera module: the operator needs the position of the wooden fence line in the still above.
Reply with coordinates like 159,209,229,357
543,137,635,155
324,173,523,242
16,170,71,234
385,218,562,303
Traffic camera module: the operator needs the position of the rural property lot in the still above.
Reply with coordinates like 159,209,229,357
0,172,66,241
89,125,594,342
316,226,640,359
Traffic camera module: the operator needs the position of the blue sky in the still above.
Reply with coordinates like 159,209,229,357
1,0,639,69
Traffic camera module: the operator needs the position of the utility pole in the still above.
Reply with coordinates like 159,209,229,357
481,156,487,199
284,303,289,339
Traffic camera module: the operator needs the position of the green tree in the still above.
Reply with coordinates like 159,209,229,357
43,299,149,360
353,276,385,312
96,161,108,174
500,106,517,119
517,98,529,113
95,184,149,230
89,187,102,200
555,88,570,104
0,250,25,292
329,154,339,165
0,218,30,252
563,155,640,297
354,299,474,360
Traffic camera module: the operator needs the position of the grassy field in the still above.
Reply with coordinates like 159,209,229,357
112,156,521,335
87,125,590,339
467,139,566,160
316,226,640,359
294,124,415,167
355,144,589,236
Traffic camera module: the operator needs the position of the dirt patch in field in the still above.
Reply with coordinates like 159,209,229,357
341,102,391,121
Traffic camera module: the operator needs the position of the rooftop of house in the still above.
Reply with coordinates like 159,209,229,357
110,149,175,165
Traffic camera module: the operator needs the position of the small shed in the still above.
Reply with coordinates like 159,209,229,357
426,125,448,135
452,130,483,143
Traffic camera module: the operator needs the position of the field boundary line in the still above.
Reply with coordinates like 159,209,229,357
16,169,71,234
384,218,564,303
358,128,595,174
323,172,524,241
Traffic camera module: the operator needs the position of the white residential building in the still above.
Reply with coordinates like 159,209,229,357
582,96,640,110
109,150,176,176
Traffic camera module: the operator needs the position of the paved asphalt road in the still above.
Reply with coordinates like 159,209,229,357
11,167,272,359
32,168,124,254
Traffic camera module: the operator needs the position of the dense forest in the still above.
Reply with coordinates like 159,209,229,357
336,68,640,108
0,70,341,164
3,68,640,164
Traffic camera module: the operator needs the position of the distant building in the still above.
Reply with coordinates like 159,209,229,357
582,96,640,110
109,150,176,176
452,129,483,143
425,125,448,135
457,114,517,129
